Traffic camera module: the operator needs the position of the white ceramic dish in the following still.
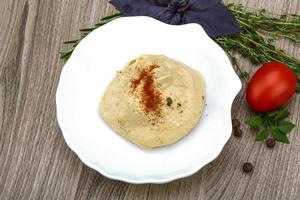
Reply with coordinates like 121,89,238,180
56,16,241,184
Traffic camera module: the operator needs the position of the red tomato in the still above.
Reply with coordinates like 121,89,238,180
246,61,297,112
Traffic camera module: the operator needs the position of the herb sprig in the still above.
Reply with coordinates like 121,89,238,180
59,13,122,60
216,4,300,91
246,107,295,143
229,4,300,43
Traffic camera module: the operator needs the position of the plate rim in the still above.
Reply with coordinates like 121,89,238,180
56,16,242,184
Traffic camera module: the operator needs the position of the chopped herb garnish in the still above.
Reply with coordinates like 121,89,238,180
166,97,173,107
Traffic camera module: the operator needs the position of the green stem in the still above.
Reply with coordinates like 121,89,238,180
101,13,122,20
239,33,298,63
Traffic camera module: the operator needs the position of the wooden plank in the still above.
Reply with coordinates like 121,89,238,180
0,0,299,199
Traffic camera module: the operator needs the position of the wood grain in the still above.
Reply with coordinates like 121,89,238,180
0,0,299,199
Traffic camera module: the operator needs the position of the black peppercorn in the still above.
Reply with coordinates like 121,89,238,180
233,128,242,137
166,97,172,107
243,162,253,173
232,118,240,129
266,138,276,148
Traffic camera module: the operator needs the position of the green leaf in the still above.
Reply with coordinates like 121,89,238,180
64,39,80,44
277,121,295,133
80,27,96,32
59,48,74,60
255,129,269,141
245,115,263,128
100,13,122,21
268,109,279,118
267,118,277,127
94,22,106,27
275,107,290,120
272,130,290,144
240,72,249,79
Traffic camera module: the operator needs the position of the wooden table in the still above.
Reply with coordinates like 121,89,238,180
0,0,299,199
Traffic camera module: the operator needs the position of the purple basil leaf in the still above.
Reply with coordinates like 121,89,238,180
188,0,220,10
110,0,241,38
158,10,182,25
185,3,241,37
110,0,165,19
153,0,169,7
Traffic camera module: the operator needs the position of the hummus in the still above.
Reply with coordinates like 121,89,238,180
100,55,205,149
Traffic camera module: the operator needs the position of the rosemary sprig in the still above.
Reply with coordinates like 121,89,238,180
59,13,122,60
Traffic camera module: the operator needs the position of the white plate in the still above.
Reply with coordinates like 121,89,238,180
56,16,241,184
